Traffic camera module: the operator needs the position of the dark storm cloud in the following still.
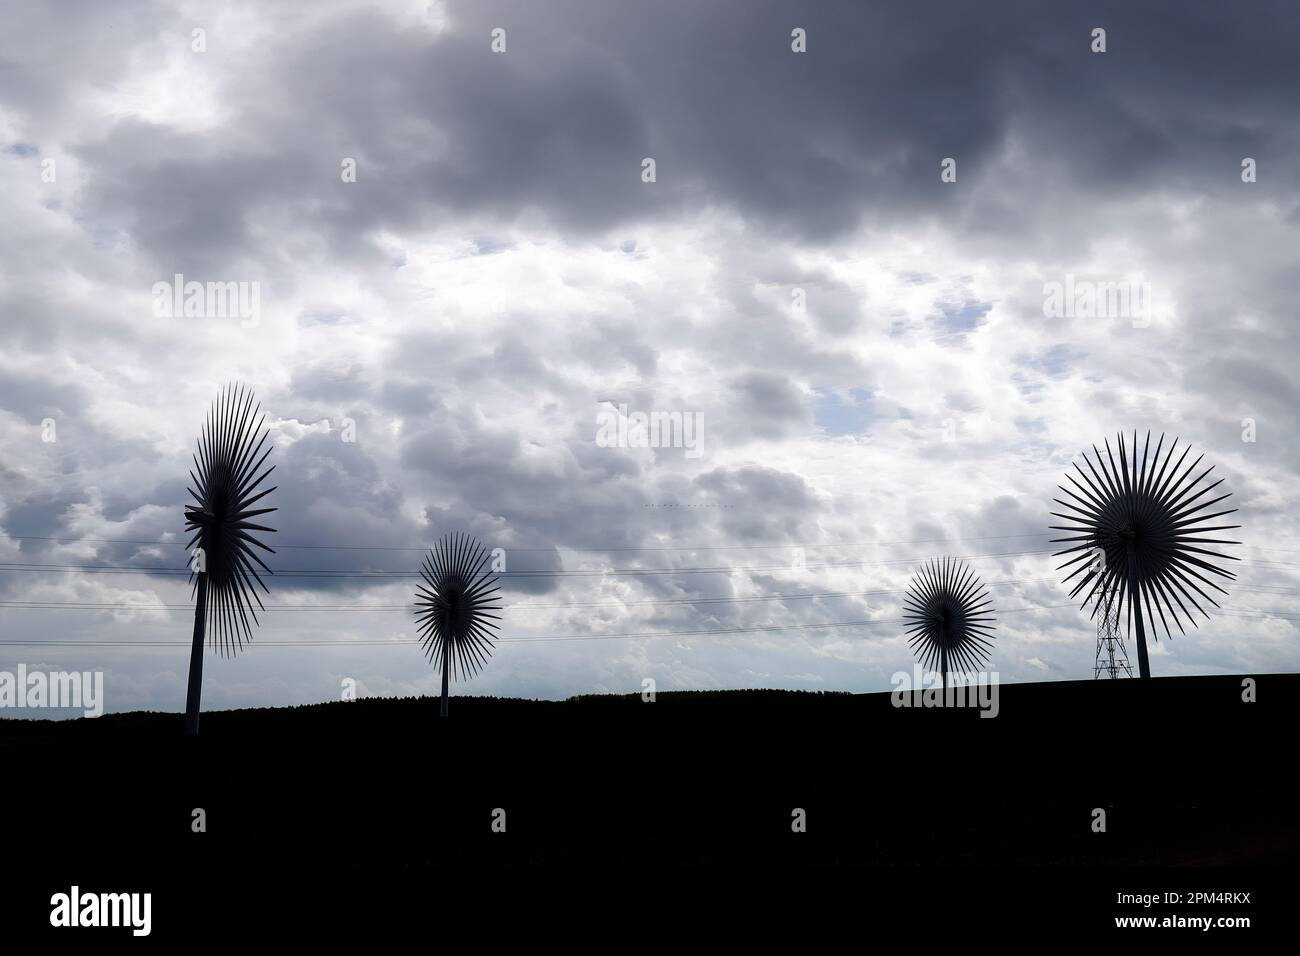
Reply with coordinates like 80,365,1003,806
0,0,171,122
287,360,372,406
77,126,316,277
694,465,823,541
40,0,1299,274
0,368,92,425
727,369,810,440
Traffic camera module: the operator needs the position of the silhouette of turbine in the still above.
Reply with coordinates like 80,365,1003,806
183,384,278,734
1051,431,1240,679
414,533,503,717
902,557,996,688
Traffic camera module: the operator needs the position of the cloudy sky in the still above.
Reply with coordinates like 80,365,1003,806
2,0,1298,716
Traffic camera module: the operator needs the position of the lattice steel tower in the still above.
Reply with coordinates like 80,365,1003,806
1092,573,1132,679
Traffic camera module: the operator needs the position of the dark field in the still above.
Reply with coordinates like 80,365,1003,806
5,674,1292,937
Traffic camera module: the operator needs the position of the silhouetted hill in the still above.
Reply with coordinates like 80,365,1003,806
6,672,1295,941
3,673,1290,742
5,674,1295,866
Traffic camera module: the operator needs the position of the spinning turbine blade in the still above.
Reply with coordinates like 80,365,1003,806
902,557,997,689
414,533,504,716
1051,431,1240,678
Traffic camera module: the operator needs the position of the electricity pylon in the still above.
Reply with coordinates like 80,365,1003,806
1093,573,1132,679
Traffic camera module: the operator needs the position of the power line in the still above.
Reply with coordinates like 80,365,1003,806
7,549,1300,578
6,578,1300,614
0,602,1078,647
0,548,1062,578
5,535,1050,548
1,600,1294,648
11,530,1299,556
4,532,1054,551
0,576,1068,612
